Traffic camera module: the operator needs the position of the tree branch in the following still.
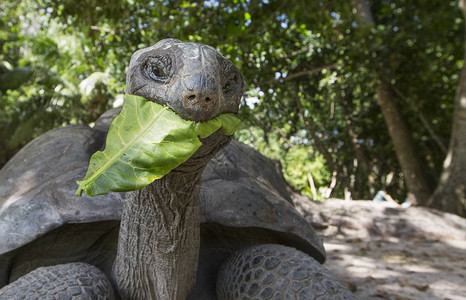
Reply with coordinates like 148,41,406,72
277,45,314,59
392,87,447,154
261,63,338,85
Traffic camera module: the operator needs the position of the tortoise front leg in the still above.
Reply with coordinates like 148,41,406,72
0,263,114,300
216,244,356,300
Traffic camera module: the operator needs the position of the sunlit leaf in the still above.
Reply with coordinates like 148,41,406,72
75,94,241,197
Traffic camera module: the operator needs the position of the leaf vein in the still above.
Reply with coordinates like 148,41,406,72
81,102,168,187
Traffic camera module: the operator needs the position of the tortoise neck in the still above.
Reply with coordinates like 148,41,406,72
113,168,204,300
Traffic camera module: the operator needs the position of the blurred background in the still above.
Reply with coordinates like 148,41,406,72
1,0,464,214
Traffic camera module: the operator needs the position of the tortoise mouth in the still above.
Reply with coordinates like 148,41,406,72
132,92,239,124
172,101,239,123
128,86,239,123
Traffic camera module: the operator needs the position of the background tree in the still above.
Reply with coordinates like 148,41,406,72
351,0,432,204
427,0,466,216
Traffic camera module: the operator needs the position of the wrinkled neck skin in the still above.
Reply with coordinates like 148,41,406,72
113,131,230,300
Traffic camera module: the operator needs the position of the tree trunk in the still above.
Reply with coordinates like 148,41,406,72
341,94,376,197
427,0,466,217
352,0,432,204
375,82,432,203
307,172,318,199
392,87,447,154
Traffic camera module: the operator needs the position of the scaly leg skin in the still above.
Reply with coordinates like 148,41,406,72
216,244,357,300
0,262,114,300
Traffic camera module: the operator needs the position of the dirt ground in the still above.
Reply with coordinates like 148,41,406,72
292,197,466,300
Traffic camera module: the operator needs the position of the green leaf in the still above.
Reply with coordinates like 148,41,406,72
76,94,240,197
216,113,242,136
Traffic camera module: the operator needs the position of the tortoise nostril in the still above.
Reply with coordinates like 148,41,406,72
184,93,214,103
182,90,218,120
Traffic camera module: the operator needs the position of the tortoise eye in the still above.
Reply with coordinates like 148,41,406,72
220,57,242,95
144,55,171,83
151,65,164,78
223,74,239,94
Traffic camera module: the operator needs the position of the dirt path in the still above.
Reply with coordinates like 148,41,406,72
292,197,466,300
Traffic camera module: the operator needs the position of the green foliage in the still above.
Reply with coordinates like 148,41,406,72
236,126,330,199
0,2,121,166
1,0,463,201
76,94,240,196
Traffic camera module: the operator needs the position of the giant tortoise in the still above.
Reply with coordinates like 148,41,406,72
0,39,355,299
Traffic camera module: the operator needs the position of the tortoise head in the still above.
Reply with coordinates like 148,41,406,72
125,38,244,122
